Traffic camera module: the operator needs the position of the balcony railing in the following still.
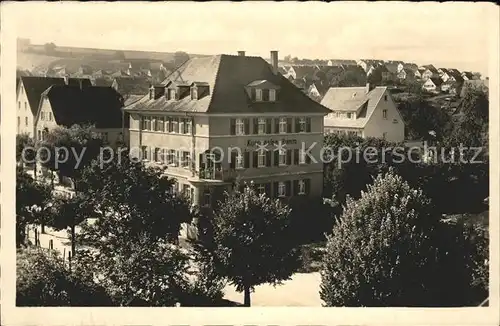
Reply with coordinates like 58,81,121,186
197,168,236,182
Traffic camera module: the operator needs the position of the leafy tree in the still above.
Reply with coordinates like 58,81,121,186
330,70,367,87
394,94,451,141
16,247,113,306
38,125,103,189
78,150,192,245
43,42,56,54
203,184,300,306
16,133,36,172
16,168,51,247
283,54,292,62
173,51,190,68
50,193,93,257
320,170,488,306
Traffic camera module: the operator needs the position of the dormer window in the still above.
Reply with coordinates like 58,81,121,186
255,89,263,101
169,89,176,100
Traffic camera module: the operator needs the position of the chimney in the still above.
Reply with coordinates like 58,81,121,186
270,50,278,75
237,51,246,57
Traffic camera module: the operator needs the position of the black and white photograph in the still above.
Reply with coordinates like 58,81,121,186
1,1,499,325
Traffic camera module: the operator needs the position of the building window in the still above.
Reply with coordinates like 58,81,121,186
258,150,266,167
171,118,179,133
384,95,388,101
298,180,306,195
182,151,190,168
37,130,41,140
236,153,244,169
155,117,164,131
347,113,352,119
169,89,176,100
279,149,286,166
279,117,287,134
236,118,245,135
48,112,52,121
383,109,388,119
257,184,266,195
40,112,45,121
182,184,191,201
183,118,192,134
258,118,266,134
278,182,286,197
142,146,149,161
153,148,161,162
269,89,276,101
298,118,306,132
191,87,198,100
24,102,27,110
25,117,28,126
255,89,263,101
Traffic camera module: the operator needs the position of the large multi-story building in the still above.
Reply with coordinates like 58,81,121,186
124,51,330,207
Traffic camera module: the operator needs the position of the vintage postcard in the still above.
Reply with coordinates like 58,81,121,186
1,1,499,325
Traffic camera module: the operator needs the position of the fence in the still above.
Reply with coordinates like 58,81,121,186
27,225,74,269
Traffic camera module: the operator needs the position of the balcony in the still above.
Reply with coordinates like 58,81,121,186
195,168,236,183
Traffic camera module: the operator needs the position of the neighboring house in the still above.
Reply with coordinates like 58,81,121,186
287,65,318,81
438,68,451,82
420,65,439,80
123,51,330,208
385,60,404,72
327,59,357,67
397,68,416,81
447,68,463,83
34,85,128,147
78,65,94,75
321,84,405,142
422,77,443,93
460,79,489,97
357,59,384,73
112,76,151,98
307,81,330,101
461,71,474,81
16,76,67,136
384,63,400,80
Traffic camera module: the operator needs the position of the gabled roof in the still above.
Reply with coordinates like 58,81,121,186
19,76,66,115
290,65,318,80
322,86,390,128
39,85,125,129
462,71,474,79
125,54,330,114
113,77,151,96
438,68,450,74
67,78,92,88
429,77,443,87
384,63,399,74
422,65,438,74
403,63,419,71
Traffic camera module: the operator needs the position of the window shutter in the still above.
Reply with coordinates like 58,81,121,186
293,180,299,196
244,119,249,135
262,89,269,101
179,119,184,134
306,117,311,132
266,119,272,134
273,150,279,166
285,181,292,196
244,151,250,168
250,88,256,101
230,119,236,135
293,149,299,165
253,151,258,168
305,179,311,195
230,152,236,169
266,151,271,167
287,118,292,133
253,118,258,134
295,118,300,133
265,183,271,197
273,182,279,198
274,118,279,134
286,150,292,165
191,118,196,135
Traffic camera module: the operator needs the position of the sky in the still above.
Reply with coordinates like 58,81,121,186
7,1,496,76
